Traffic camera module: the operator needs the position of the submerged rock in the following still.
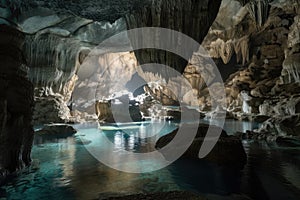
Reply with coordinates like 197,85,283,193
155,124,247,168
35,124,77,136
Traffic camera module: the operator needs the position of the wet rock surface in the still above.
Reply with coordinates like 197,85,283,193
35,124,77,136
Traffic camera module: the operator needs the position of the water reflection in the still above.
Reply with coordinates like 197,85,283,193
241,141,300,200
206,119,261,135
1,120,300,200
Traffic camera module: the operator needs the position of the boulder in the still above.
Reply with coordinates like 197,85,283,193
33,95,71,125
35,124,77,136
95,101,143,123
155,124,247,168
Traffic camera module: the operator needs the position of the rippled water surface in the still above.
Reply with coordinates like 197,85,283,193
1,120,300,200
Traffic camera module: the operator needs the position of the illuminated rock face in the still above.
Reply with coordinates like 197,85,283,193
192,0,300,118
21,17,128,124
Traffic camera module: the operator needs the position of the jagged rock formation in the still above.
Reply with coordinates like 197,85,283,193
186,0,300,122
208,37,250,65
0,25,34,180
72,51,139,120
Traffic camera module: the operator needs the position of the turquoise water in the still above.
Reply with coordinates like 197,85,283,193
1,120,300,200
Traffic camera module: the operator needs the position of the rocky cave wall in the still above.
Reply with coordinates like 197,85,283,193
0,25,34,180
181,0,300,119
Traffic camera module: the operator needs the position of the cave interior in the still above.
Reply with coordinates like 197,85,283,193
1,0,300,199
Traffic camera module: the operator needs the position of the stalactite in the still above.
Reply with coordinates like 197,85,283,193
23,32,82,95
209,39,222,58
246,0,270,27
234,36,250,65
220,39,234,64
233,39,242,64
209,38,235,64
282,53,300,83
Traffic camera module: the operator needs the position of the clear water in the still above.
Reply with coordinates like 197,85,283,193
1,120,300,200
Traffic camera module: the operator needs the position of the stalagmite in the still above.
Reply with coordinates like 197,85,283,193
240,90,253,114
